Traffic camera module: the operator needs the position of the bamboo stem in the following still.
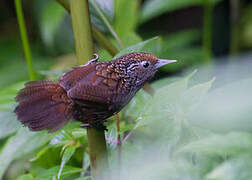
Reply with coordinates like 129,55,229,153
69,0,93,64
56,0,119,56
202,0,213,61
14,0,36,80
92,27,118,56
69,0,108,179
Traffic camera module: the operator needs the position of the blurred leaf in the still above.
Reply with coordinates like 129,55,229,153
0,81,24,110
120,122,135,134
114,0,139,37
17,174,34,180
140,0,223,23
95,0,114,20
0,128,53,179
206,155,252,180
39,1,66,48
120,32,142,47
74,177,90,180
30,146,50,162
71,128,87,139
178,132,252,156
0,60,29,89
241,5,252,48
89,0,114,32
123,89,151,119
162,30,200,50
189,78,252,132
114,37,162,58
0,111,21,139
82,151,90,171
50,130,73,147
35,166,82,180
160,30,203,72
58,145,77,179
161,47,203,72
180,77,215,113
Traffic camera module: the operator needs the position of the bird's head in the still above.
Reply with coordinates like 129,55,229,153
115,52,176,87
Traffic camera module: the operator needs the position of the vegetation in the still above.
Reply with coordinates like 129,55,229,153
1,0,252,179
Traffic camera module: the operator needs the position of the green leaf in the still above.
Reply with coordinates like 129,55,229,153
30,146,50,162
71,128,87,139
162,30,201,50
0,128,52,179
114,37,162,58
240,5,252,48
178,132,252,156
206,155,252,180
120,32,142,47
188,78,252,132
39,1,66,48
180,77,215,113
0,82,24,110
17,174,34,180
140,0,223,23
50,130,73,147
161,47,203,72
58,145,77,179
0,111,21,139
144,70,196,120
160,30,203,72
35,166,82,180
74,177,91,180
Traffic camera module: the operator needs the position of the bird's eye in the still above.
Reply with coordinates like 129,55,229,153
142,61,150,68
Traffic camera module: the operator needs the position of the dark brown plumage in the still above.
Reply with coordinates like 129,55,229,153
14,52,176,132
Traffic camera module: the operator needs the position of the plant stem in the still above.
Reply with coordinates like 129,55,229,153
56,0,70,13
56,0,119,56
69,0,108,179
92,28,118,56
90,0,124,49
230,0,240,55
69,0,93,64
202,0,213,61
14,0,36,80
116,113,121,165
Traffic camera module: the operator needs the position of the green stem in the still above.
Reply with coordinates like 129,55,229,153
92,27,118,56
90,0,124,49
230,0,240,55
70,0,93,64
69,0,108,179
56,0,119,56
56,0,70,13
202,0,213,61
14,0,36,80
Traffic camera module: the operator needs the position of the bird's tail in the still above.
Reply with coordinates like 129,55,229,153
14,80,74,132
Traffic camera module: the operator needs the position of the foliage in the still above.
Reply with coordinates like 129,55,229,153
1,0,252,179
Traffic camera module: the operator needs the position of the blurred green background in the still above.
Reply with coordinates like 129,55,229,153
1,0,252,179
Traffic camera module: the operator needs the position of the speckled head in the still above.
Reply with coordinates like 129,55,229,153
114,52,176,87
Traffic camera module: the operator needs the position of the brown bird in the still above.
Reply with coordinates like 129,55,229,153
14,52,176,132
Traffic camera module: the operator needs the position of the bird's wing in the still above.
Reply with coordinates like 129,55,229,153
59,63,121,105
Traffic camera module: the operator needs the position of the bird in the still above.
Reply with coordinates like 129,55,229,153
14,52,176,132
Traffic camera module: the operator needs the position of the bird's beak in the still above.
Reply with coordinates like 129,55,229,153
155,59,177,69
